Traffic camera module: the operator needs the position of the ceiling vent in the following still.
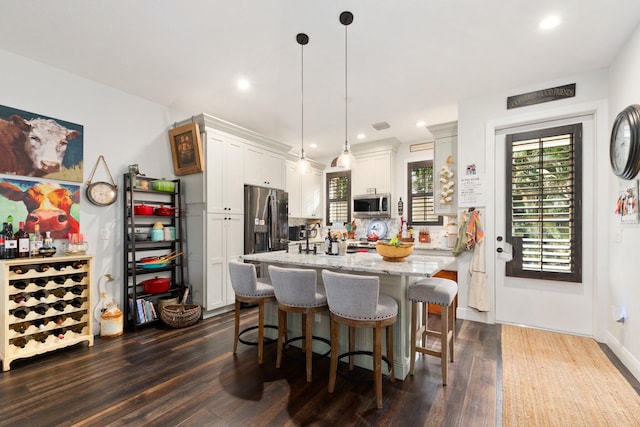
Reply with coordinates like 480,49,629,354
372,121,390,131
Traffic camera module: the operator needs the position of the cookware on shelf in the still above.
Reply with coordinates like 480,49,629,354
151,179,175,193
140,277,171,294
133,204,154,215
154,205,178,216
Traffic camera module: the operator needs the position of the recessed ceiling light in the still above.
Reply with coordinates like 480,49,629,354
237,78,250,91
357,133,366,139
309,143,317,148
539,15,560,30
416,121,426,127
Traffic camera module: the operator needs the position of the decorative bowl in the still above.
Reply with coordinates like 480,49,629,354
375,242,414,262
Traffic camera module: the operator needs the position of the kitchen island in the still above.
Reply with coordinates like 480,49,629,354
241,251,455,379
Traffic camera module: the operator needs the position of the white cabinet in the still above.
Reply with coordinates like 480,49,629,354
206,134,244,214
286,161,322,218
244,145,285,190
429,121,458,216
204,213,243,310
352,154,393,196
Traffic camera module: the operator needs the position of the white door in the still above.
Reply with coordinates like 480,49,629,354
494,114,595,336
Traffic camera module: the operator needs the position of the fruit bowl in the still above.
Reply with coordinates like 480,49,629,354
375,242,414,262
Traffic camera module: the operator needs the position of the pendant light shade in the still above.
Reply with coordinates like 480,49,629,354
296,32,311,175
336,11,355,170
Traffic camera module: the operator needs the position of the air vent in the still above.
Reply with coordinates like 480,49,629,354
372,121,390,131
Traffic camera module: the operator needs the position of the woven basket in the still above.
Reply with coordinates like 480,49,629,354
160,288,200,328
160,303,201,328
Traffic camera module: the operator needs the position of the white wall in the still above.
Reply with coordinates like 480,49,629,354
0,49,176,334
606,24,640,381
457,69,610,328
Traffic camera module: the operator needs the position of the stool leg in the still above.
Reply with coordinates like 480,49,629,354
441,305,449,385
410,300,417,376
276,307,287,369
233,300,241,355
387,323,394,383
449,301,455,362
305,309,313,382
373,323,383,409
348,326,355,371
257,300,265,365
328,316,339,393
421,301,427,347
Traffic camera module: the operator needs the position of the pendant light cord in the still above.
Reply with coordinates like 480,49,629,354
301,41,305,155
344,22,348,147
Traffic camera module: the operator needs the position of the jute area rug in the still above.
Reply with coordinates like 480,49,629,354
502,324,640,426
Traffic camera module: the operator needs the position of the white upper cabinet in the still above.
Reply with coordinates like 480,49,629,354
205,133,244,214
351,154,393,196
244,145,285,190
286,160,323,218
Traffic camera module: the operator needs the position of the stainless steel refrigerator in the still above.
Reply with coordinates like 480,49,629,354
244,185,288,254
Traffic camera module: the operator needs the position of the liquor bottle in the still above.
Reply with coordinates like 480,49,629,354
29,224,43,257
15,221,30,258
325,229,332,255
3,220,16,259
0,222,5,259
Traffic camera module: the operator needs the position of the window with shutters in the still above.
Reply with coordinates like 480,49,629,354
326,170,351,226
506,123,582,283
407,160,443,226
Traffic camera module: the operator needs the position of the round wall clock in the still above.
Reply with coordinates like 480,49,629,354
610,104,640,179
86,181,117,206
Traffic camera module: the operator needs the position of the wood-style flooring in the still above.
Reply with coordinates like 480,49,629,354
0,307,635,427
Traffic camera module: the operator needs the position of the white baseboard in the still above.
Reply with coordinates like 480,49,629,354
605,330,640,383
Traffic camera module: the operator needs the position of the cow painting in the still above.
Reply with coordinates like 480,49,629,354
0,179,80,239
0,115,81,177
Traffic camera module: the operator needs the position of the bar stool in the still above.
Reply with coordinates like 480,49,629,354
408,277,458,385
228,261,276,364
268,265,330,382
321,269,397,409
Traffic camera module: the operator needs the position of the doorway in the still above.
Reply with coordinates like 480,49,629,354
494,114,595,336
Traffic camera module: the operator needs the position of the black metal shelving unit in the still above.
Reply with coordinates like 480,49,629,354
122,173,185,331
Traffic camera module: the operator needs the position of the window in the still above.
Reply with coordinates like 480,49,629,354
506,124,582,282
326,171,351,226
407,160,442,226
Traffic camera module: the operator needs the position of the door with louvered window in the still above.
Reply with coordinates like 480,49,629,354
494,116,594,336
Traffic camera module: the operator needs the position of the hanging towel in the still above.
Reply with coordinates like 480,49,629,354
466,211,489,311
452,214,470,255
465,210,484,248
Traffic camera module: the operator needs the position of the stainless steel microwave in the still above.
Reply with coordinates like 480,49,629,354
353,193,391,218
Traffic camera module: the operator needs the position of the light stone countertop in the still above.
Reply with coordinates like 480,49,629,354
241,251,455,278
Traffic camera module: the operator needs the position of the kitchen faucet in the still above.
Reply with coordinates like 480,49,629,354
300,223,319,254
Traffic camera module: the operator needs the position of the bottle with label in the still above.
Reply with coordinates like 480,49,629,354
0,223,5,260
29,224,43,257
331,235,339,256
15,221,30,258
398,197,404,216
325,229,332,255
3,221,16,259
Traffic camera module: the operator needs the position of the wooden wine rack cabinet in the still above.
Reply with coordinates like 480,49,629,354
0,255,94,371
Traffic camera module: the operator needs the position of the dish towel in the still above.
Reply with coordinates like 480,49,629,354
466,211,489,312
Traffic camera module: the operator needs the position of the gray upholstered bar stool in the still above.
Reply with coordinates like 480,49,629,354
268,265,329,382
228,261,276,365
408,277,458,385
321,269,397,409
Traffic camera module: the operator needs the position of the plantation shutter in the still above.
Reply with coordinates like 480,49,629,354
326,171,351,225
408,161,442,225
506,124,582,283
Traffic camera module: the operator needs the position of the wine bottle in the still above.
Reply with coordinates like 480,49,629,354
33,278,47,287
70,274,83,283
69,311,84,321
33,318,47,330
52,301,67,312
51,287,67,298
12,293,27,305
54,315,66,325
4,219,17,259
33,332,48,343
13,280,28,290
32,290,48,303
12,307,29,319
70,260,86,269
10,265,28,274
70,285,84,296
15,221,30,258
52,275,67,285
11,321,29,334
70,298,84,308
69,324,84,334
52,328,65,339
0,222,6,260
36,263,50,273
11,336,29,348
33,303,49,315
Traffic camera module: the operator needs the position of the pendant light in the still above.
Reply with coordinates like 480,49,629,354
296,33,311,174
336,11,356,170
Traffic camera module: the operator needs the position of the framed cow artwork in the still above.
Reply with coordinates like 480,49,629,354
0,177,80,239
0,104,84,183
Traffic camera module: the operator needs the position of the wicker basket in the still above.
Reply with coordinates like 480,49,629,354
160,289,201,328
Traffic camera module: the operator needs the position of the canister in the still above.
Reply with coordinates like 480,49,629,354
151,223,164,242
164,226,176,241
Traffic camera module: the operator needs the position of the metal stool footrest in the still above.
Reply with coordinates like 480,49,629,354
336,350,392,384
282,335,331,360
238,324,278,346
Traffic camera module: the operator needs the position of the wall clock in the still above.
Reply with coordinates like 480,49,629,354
610,104,640,179
86,155,118,206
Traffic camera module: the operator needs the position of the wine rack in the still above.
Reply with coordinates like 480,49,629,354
0,255,93,371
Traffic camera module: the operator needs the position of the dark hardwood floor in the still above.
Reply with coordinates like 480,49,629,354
0,308,633,427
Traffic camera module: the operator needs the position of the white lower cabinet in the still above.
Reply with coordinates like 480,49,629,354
205,213,243,310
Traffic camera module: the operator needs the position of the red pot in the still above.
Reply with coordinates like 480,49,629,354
154,205,177,216
134,204,154,215
141,277,171,294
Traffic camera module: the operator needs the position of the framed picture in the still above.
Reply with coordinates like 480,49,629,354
168,122,204,176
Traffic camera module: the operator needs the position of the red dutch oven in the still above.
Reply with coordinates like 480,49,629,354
134,204,154,215
140,277,171,294
154,205,178,216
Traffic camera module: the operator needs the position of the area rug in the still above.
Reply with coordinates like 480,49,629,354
501,325,640,426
